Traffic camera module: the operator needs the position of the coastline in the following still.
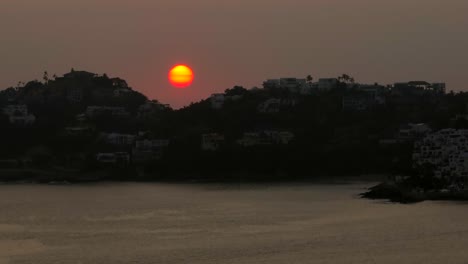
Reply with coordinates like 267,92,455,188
0,169,387,185
361,182,468,203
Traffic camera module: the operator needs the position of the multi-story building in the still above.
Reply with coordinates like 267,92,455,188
413,129,468,181
263,78,309,93
2,104,36,125
257,98,296,113
392,81,446,95
201,133,225,151
318,78,339,91
96,152,130,165
66,86,83,103
210,94,225,109
398,123,432,141
85,106,130,118
237,131,295,147
101,133,136,146
133,139,170,163
110,78,129,88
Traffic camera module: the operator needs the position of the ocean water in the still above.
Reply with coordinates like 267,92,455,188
0,182,467,264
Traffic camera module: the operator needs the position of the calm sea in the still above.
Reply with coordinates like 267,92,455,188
0,182,467,264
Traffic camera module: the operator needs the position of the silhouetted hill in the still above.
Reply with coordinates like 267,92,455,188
1,71,468,182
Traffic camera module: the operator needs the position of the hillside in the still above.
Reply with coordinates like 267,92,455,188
1,71,468,181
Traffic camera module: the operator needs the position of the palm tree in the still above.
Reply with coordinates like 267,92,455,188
338,74,355,84
43,71,49,84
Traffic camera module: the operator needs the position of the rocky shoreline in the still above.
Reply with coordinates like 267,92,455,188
361,182,468,203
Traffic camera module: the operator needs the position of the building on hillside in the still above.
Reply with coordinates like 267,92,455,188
138,101,169,118
431,83,446,94
85,106,130,118
96,152,130,165
356,84,388,93
101,133,136,146
237,131,295,147
2,104,36,125
210,94,225,109
257,98,296,113
2,88,17,102
201,133,225,151
280,78,307,93
392,81,446,95
111,78,129,88
398,123,432,141
63,70,96,79
263,78,308,93
342,95,372,111
413,129,468,186
236,133,266,147
133,139,170,163
451,114,468,126
66,86,83,103
263,79,281,89
113,88,132,97
258,99,281,113
225,95,243,101
342,93,385,111
318,78,339,91
65,126,93,137
263,131,295,144
3,104,28,116
300,82,318,95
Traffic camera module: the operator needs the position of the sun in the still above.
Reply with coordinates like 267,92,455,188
169,65,194,88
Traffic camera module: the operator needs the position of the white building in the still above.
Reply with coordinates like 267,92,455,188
138,101,169,118
3,105,28,116
96,152,130,165
264,131,295,144
101,133,136,145
257,98,296,113
398,123,432,141
431,83,446,94
202,133,225,151
280,78,306,93
133,139,170,162
237,133,265,147
113,88,131,97
413,129,468,181
210,94,225,109
86,106,129,118
300,82,317,95
111,78,129,88
2,104,36,125
237,131,295,147
318,78,339,91
66,87,83,103
65,126,93,136
263,79,281,89
263,78,308,93
258,99,281,113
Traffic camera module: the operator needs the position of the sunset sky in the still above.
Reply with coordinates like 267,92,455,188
1,0,467,108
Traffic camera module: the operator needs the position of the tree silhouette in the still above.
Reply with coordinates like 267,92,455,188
43,71,49,84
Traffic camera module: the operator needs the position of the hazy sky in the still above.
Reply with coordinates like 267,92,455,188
1,0,467,108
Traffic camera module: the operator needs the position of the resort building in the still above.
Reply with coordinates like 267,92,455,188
101,133,136,146
85,106,130,118
2,104,36,125
133,139,170,163
201,133,225,151
210,94,225,109
413,129,468,181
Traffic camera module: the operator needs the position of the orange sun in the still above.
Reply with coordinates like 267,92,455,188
169,65,194,88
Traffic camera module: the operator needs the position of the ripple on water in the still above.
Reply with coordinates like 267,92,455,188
0,239,45,257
